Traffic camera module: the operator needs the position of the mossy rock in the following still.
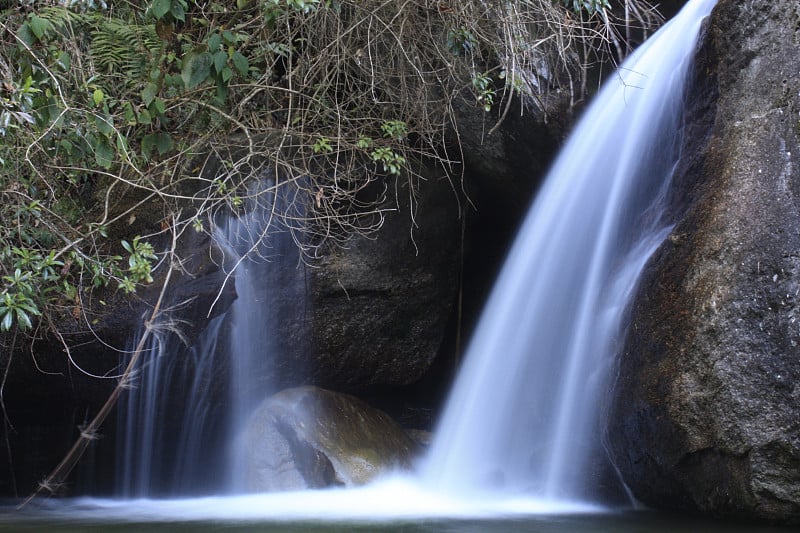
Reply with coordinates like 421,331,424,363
241,386,419,491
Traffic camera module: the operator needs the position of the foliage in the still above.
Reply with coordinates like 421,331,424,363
0,0,661,335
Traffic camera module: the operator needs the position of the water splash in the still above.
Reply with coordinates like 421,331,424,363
422,0,717,503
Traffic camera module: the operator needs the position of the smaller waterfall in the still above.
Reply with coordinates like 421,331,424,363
115,179,305,497
116,315,229,497
423,0,717,503
217,182,306,493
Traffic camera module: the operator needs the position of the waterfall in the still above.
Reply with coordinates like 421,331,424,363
216,182,306,493
109,0,715,509
423,0,717,503
116,314,230,497
115,180,304,497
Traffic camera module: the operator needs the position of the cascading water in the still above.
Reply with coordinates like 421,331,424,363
217,182,306,493
116,311,230,497
115,179,304,497
91,0,717,518
423,0,717,503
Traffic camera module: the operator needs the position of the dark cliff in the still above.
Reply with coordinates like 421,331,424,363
610,0,800,522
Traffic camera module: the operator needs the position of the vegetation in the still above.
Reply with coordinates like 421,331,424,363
0,0,660,338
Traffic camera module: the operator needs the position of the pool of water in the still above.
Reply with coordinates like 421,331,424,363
0,483,793,533
0,509,793,533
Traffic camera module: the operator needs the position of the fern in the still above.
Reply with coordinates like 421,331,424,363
90,19,162,83
32,7,162,92
35,6,93,27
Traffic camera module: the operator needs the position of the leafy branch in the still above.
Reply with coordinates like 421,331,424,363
0,0,661,337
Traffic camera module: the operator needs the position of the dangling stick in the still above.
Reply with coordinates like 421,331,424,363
18,222,179,509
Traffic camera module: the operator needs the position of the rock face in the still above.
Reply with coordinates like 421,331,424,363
298,174,461,389
609,0,800,522
242,386,418,491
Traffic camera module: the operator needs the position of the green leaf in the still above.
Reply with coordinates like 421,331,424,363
213,50,227,73
221,66,232,82
92,88,104,107
141,135,156,160
116,134,130,156
165,74,184,88
170,1,186,22
18,301,40,315
231,51,249,76
95,115,115,136
94,138,114,169
214,83,229,105
151,0,171,19
28,16,50,40
119,277,136,294
154,132,174,155
151,98,166,117
17,24,36,46
137,109,152,125
1,311,12,332
222,30,235,43
56,51,71,71
141,133,173,159
123,102,137,124
208,33,222,51
181,51,213,89
16,308,32,330
142,83,158,107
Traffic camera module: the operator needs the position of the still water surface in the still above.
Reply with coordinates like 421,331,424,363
0,510,794,533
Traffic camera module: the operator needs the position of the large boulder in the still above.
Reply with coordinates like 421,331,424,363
241,386,418,491
610,0,800,523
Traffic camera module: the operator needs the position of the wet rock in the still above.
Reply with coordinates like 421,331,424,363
242,386,418,491
659,1,691,20
405,429,433,448
609,0,800,523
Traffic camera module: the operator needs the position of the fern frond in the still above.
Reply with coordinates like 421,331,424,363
36,6,93,33
89,19,162,87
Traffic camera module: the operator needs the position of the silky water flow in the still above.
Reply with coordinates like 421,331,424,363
99,0,715,519
422,0,718,504
115,179,304,497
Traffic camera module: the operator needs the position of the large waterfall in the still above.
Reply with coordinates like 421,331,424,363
423,0,717,503
101,0,716,518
